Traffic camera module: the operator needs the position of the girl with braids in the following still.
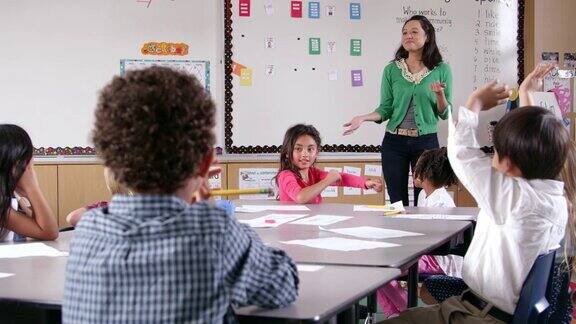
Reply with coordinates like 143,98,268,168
0,124,58,242
377,147,462,318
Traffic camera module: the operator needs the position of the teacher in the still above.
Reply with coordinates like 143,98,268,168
343,15,452,206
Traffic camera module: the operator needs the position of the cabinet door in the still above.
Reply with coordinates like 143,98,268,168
58,165,111,227
457,184,477,207
33,165,59,226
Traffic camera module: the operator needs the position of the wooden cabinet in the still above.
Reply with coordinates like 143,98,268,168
33,165,59,226
34,160,476,228
57,165,110,227
456,183,478,207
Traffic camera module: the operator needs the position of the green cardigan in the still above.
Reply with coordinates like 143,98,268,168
374,61,453,135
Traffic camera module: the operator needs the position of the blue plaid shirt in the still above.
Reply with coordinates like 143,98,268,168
63,195,298,323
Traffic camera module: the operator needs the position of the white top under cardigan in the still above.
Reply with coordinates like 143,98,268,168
418,187,464,278
447,106,567,314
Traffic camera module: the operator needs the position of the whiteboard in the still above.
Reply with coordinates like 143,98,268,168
225,0,523,153
0,0,224,154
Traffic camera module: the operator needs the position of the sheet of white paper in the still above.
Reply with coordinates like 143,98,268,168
328,69,338,81
322,167,342,198
364,164,382,177
0,272,14,279
363,188,377,195
297,264,325,272
239,213,308,228
327,41,336,53
320,226,423,239
392,214,476,221
264,2,274,15
238,168,277,200
235,207,263,213
531,92,563,119
208,173,222,190
290,214,352,226
0,243,68,259
321,186,338,198
353,201,405,212
281,237,399,251
238,205,310,211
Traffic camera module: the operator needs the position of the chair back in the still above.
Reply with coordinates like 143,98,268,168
512,249,557,324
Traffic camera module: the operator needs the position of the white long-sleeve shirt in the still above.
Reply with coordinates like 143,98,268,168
447,107,567,314
418,187,464,278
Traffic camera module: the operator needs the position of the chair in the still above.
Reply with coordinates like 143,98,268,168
512,249,557,324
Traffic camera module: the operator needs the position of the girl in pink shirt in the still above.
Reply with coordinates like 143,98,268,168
276,124,382,204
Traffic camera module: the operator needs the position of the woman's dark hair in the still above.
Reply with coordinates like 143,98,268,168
276,124,322,184
413,147,457,188
493,106,569,180
394,15,443,70
0,125,33,238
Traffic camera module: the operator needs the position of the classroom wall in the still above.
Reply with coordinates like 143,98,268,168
533,0,576,66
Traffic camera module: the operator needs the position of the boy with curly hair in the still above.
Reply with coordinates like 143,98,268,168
63,66,299,323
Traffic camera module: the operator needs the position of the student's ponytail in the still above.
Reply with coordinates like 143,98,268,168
561,141,576,274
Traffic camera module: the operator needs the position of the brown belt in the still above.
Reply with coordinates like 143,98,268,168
461,290,513,323
390,128,419,137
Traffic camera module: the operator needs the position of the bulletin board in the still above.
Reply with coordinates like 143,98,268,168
225,0,525,153
120,59,211,93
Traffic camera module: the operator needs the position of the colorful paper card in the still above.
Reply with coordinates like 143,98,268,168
350,39,362,56
232,61,247,76
291,1,303,18
308,1,320,19
239,0,251,17
351,69,363,87
141,42,189,56
349,3,361,19
240,68,253,86
309,38,321,55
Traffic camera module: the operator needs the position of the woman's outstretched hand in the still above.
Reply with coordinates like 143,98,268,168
342,116,364,135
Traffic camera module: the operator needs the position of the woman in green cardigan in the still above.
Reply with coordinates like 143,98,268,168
343,15,452,206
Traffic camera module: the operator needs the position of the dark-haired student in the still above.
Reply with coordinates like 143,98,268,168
0,124,58,242
63,66,298,323
343,15,452,206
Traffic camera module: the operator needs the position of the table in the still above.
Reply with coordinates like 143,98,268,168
236,265,400,323
235,202,477,307
0,231,401,324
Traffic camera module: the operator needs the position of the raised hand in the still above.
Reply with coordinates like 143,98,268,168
519,63,555,106
465,80,510,113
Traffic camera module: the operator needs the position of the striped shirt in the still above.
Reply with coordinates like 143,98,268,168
63,195,299,323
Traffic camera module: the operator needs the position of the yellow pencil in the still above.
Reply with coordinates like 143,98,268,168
210,188,274,196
